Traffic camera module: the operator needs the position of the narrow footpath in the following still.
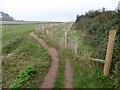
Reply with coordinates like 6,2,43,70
30,32,59,88
65,59,73,88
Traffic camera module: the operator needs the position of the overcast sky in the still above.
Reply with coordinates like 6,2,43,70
0,0,119,22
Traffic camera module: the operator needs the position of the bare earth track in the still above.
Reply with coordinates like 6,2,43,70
65,59,73,88
30,32,73,88
30,32,59,88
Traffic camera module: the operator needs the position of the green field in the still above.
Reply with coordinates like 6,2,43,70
2,22,117,88
2,24,51,88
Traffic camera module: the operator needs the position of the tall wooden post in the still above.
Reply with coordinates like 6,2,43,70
50,30,52,38
103,30,117,77
51,30,53,39
50,23,53,39
42,25,45,34
64,31,67,50
74,41,78,56
35,24,38,30
46,30,48,35
45,30,48,38
51,23,52,30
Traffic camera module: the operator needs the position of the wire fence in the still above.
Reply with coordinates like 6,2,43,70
35,23,118,77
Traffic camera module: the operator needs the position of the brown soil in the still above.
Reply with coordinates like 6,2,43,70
30,32,59,88
65,59,73,88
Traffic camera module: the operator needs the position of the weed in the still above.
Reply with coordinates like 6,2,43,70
9,65,36,88
18,65,36,79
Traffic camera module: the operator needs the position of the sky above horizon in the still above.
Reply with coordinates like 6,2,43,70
0,0,119,22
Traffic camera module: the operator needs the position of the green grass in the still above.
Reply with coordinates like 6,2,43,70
2,24,34,44
2,23,116,88
34,22,116,88
9,64,37,88
34,23,69,88
67,30,116,88
71,57,115,88
34,31,66,88
2,24,34,56
2,24,51,88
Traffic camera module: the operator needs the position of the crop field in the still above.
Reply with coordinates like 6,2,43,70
1,20,119,88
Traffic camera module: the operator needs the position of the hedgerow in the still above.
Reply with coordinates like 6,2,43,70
73,8,119,88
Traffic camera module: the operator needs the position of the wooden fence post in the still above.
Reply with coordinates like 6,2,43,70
49,30,51,38
50,23,53,39
74,41,78,56
35,24,38,30
64,31,67,50
43,25,45,34
51,23,52,30
51,30,53,39
46,30,48,35
103,30,117,77
45,30,47,38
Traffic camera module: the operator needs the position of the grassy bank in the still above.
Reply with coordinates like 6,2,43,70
2,24,51,88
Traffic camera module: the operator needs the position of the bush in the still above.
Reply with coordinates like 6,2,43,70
73,9,119,87
9,65,36,88
18,65,36,79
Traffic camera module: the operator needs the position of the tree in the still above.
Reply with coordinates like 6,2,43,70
0,11,14,21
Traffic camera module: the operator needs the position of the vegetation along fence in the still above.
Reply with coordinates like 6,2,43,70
35,23,118,78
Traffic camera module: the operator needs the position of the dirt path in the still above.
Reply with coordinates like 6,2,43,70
30,32,59,88
65,59,73,88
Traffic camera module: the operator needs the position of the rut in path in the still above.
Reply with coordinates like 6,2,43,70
65,59,73,88
30,32,59,88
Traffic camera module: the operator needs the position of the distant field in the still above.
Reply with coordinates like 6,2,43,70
1,21,65,25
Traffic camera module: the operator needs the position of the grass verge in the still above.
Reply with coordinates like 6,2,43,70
2,24,51,88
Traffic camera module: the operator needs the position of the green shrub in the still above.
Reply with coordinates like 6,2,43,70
9,65,36,88
18,65,36,79
73,9,119,87
9,78,24,89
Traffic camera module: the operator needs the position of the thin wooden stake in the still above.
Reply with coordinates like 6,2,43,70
35,25,38,30
64,31,67,50
51,23,52,30
51,24,52,38
43,25,44,31
46,30,48,35
74,41,78,56
49,24,52,39
90,58,105,63
51,30,53,39
103,30,117,77
42,25,44,34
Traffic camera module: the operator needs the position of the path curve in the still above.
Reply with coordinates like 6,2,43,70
65,59,73,88
30,32,59,88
